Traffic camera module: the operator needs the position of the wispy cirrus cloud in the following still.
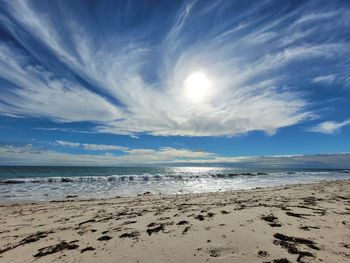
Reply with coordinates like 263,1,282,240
55,140,80,148
36,127,97,134
312,75,336,85
55,141,128,151
82,144,129,152
0,43,121,122
0,1,349,136
308,120,350,134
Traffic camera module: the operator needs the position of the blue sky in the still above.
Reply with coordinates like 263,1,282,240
0,0,350,167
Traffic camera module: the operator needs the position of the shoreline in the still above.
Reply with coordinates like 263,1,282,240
2,177,350,204
0,179,349,262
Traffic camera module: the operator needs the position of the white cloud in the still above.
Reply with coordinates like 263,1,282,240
54,140,213,158
0,44,121,122
0,1,349,136
1,144,350,168
308,120,350,134
55,141,128,151
312,75,336,84
36,127,97,134
82,144,128,151
125,147,214,160
55,140,80,148
0,144,215,165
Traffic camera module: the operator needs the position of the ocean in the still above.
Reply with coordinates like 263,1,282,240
0,166,349,201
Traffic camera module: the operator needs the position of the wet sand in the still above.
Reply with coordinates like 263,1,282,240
0,179,349,263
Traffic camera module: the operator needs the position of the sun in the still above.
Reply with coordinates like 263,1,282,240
183,71,211,102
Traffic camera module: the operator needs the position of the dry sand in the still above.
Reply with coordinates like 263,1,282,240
0,179,349,263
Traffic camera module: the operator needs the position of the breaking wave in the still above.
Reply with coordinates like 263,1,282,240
0,170,346,185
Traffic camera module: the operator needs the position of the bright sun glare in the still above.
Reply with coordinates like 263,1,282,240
184,71,211,102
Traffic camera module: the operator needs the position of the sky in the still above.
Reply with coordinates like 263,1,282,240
0,0,350,167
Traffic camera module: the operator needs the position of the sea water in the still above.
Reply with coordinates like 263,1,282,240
0,166,349,201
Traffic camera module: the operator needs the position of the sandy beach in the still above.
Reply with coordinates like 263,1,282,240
0,179,349,263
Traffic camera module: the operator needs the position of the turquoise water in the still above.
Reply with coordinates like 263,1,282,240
0,166,349,201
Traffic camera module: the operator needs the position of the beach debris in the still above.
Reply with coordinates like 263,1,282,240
182,226,190,234
194,214,205,221
97,235,112,241
65,195,78,198
340,242,350,249
122,220,137,225
207,212,215,218
302,196,318,206
268,222,282,227
20,231,50,244
262,214,278,223
258,250,269,257
261,214,282,227
146,224,165,235
78,219,96,226
50,199,75,203
274,233,319,250
273,233,319,262
177,220,189,225
97,216,114,223
0,231,53,255
335,195,350,200
220,210,230,214
119,231,140,239
285,211,312,219
270,259,291,263
34,240,79,257
81,246,95,253
299,225,320,231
